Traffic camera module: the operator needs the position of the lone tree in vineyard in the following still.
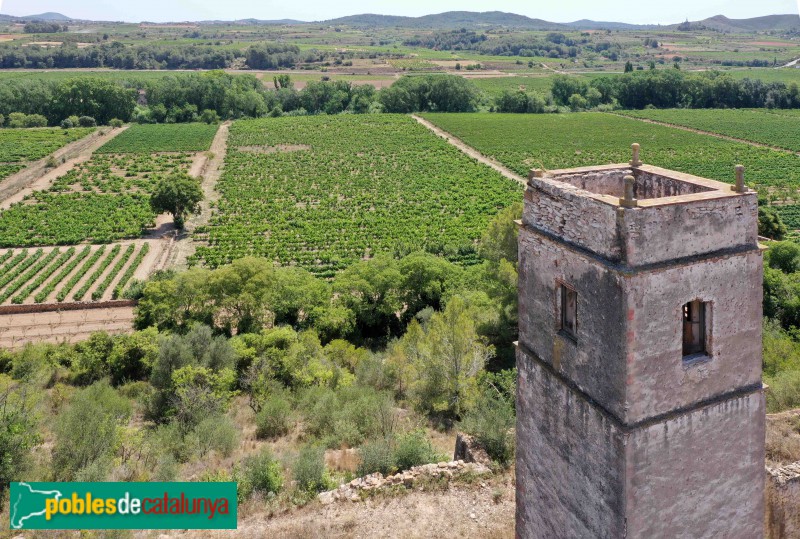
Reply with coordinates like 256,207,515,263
150,172,203,229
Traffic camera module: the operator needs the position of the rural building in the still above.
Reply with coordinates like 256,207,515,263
515,146,765,537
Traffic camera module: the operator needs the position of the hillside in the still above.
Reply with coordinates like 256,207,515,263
324,11,564,29
688,14,800,32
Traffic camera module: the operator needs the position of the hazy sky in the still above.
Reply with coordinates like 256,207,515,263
0,0,798,24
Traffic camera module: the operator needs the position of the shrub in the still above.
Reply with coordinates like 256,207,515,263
459,390,516,467
293,444,329,493
200,109,220,124
78,116,97,127
193,415,239,457
0,379,41,507
60,118,74,129
109,118,124,128
255,391,292,439
52,381,131,481
393,430,438,471
766,370,800,413
241,448,283,497
300,385,396,447
357,437,395,476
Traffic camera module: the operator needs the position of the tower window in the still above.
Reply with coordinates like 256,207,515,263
682,300,707,357
560,284,577,340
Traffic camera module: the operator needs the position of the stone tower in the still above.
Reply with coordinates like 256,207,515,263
515,147,765,538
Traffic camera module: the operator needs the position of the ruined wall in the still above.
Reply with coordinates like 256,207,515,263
766,463,800,538
516,344,627,538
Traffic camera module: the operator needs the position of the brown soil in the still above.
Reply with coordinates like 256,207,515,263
146,471,516,539
0,306,135,349
238,144,311,154
411,115,526,187
171,121,231,269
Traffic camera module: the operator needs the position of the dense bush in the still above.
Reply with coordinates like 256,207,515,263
240,448,283,497
52,381,131,481
459,389,516,467
293,444,329,493
255,392,292,440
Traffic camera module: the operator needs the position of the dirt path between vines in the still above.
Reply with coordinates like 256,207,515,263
609,112,800,155
170,121,231,270
0,126,128,209
411,115,526,186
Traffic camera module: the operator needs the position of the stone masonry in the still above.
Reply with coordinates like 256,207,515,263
515,147,765,538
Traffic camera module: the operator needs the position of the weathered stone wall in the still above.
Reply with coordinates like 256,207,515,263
517,342,765,538
765,463,800,539
631,169,713,199
621,193,759,266
516,344,627,538
624,249,763,422
522,181,622,261
517,226,629,420
552,168,712,200
625,390,766,538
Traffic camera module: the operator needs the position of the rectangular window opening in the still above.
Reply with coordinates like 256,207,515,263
682,300,707,357
560,284,577,340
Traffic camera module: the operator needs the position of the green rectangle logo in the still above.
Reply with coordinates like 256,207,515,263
10,482,237,530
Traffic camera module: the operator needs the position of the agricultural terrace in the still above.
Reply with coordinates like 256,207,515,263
0,241,152,306
0,127,94,181
96,123,219,154
0,125,217,246
421,113,800,189
193,115,522,276
618,109,800,152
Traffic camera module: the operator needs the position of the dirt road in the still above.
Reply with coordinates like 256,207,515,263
411,115,526,186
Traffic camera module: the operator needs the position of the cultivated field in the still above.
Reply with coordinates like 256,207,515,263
0,127,94,182
618,108,800,152
192,115,522,276
0,125,218,246
0,241,158,306
421,112,800,189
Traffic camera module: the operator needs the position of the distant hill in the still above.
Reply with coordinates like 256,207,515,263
324,11,565,30
563,19,664,31
233,18,304,25
21,12,72,21
0,12,73,22
690,14,800,33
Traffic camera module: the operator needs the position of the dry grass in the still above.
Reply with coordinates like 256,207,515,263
767,409,800,466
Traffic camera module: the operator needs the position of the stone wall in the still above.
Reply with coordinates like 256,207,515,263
766,463,800,538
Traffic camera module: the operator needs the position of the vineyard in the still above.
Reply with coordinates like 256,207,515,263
421,112,800,189
617,109,800,153
0,127,95,182
0,152,196,246
0,241,153,306
97,123,220,154
0,128,95,162
192,115,522,276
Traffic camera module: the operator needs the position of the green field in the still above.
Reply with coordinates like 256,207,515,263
193,114,522,275
421,112,800,189
97,123,219,154
0,128,94,162
0,143,199,246
0,243,150,305
618,109,800,152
